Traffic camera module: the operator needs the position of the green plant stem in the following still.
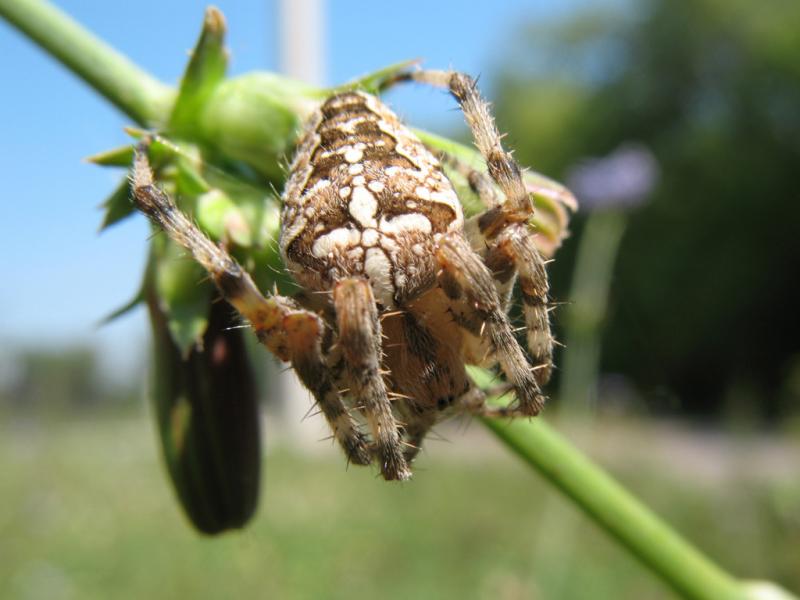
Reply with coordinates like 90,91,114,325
481,417,743,600
559,209,628,411
0,0,173,126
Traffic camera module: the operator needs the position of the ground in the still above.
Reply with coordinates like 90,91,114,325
1,414,798,599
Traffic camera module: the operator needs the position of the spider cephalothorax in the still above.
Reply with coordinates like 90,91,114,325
133,70,554,481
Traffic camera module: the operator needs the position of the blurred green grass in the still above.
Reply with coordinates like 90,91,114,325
1,416,798,599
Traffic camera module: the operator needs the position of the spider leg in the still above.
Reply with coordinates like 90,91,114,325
398,408,436,464
437,233,545,415
285,316,372,466
333,279,411,481
485,224,553,384
421,147,515,297
408,70,533,231
410,70,554,385
457,383,539,419
131,149,371,466
434,148,503,210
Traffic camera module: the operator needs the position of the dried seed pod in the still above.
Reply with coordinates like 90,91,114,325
147,286,261,534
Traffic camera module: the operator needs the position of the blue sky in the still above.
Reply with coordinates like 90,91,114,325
0,0,591,379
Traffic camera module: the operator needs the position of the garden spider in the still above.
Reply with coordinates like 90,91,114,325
132,70,554,481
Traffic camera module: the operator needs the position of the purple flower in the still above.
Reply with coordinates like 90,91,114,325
566,143,659,210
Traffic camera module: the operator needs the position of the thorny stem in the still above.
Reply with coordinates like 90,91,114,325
0,0,174,126
2,1,796,598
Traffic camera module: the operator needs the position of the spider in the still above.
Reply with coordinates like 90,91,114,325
132,69,554,481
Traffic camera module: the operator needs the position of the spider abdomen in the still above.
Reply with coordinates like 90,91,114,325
280,91,464,306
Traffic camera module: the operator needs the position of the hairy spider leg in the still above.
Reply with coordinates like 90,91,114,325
436,233,545,415
131,148,372,466
485,225,552,384
409,70,554,386
455,383,545,419
333,279,411,481
431,149,555,384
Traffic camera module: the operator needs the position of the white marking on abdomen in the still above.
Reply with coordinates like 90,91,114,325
379,213,432,235
364,247,395,306
344,148,364,163
430,189,461,213
312,227,361,258
362,228,379,247
414,186,431,200
349,186,378,228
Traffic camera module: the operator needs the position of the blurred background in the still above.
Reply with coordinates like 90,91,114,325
1,0,799,598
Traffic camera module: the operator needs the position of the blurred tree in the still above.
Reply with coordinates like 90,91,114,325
4,348,99,412
0,347,138,414
493,0,800,418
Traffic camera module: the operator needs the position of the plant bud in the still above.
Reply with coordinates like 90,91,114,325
147,287,261,534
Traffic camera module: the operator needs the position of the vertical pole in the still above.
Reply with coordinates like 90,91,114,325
276,0,328,449
279,0,325,87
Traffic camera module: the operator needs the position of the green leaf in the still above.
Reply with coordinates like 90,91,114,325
152,236,215,357
124,129,186,163
97,287,144,326
86,144,134,167
95,136,209,232
196,189,252,248
98,178,135,231
174,155,211,197
168,7,228,138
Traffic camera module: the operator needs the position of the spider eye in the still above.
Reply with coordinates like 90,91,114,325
437,396,454,410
